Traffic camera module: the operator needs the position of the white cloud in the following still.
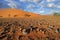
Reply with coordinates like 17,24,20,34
8,3,17,8
34,10,45,15
39,1,46,7
55,11,60,13
4,0,20,8
47,3,60,8
57,6,60,8
19,0,41,3
47,3,55,8
26,4,36,9
46,0,55,2
46,3,60,8
33,0,41,3
24,4,36,12
40,10,44,13
20,0,27,2
5,0,13,2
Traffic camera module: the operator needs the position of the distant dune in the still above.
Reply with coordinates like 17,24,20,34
0,8,42,18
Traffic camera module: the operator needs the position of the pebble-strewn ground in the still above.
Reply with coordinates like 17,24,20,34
0,17,60,40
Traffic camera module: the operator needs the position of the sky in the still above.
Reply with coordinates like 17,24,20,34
0,0,60,15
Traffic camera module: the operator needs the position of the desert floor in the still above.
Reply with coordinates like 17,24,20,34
0,16,60,40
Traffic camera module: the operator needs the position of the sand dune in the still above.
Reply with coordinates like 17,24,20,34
0,8,42,18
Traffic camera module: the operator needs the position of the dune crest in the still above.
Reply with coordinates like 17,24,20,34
0,8,42,18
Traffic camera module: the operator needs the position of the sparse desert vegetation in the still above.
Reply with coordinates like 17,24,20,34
0,9,60,40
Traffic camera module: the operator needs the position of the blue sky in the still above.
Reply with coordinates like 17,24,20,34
0,0,60,15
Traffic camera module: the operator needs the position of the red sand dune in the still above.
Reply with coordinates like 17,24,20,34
0,8,42,18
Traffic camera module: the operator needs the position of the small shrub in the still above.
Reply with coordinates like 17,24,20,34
53,12,60,16
0,16,3,18
14,15,18,17
24,14,31,17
